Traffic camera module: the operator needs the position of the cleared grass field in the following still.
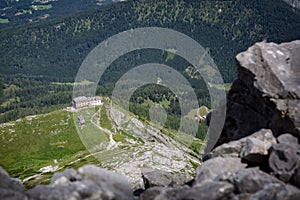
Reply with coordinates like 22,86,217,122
33,4,53,10
0,18,9,24
0,110,91,187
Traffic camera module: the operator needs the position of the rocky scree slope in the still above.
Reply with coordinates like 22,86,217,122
1,40,300,200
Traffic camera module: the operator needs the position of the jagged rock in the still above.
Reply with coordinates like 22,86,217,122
51,168,80,184
0,189,27,200
240,129,276,164
27,182,101,200
207,129,276,163
27,165,133,200
209,41,300,148
274,133,300,185
269,143,300,182
240,138,270,163
249,129,277,144
194,157,246,184
232,168,283,194
142,169,173,188
141,169,192,189
214,171,236,183
139,187,164,200
139,186,190,200
215,167,292,196
241,138,268,163
250,183,300,200
139,182,234,200
232,193,252,200
179,182,234,200
208,140,242,159
0,167,26,200
277,133,300,145
0,167,25,192
172,173,194,187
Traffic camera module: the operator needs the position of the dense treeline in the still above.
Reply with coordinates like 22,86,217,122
130,84,182,116
0,76,73,123
98,48,210,104
0,0,105,29
0,0,299,83
129,84,209,139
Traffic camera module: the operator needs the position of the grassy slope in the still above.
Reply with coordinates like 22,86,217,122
0,110,91,186
0,103,204,188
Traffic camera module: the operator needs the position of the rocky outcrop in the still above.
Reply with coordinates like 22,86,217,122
207,129,276,163
269,138,300,183
139,182,235,200
27,165,134,200
0,167,26,200
0,165,133,200
139,40,300,199
141,168,193,188
137,131,300,200
194,157,246,184
212,40,300,147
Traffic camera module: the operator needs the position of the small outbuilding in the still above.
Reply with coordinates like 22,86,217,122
78,115,85,126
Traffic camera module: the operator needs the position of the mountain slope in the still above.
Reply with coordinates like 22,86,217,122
0,0,299,83
0,101,203,189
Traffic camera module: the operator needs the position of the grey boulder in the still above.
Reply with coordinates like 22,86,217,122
208,140,242,159
139,182,234,200
240,129,276,164
269,143,300,182
232,168,282,194
141,168,192,189
195,157,246,184
250,183,300,200
27,165,133,200
0,167,26,200
277,133,300,145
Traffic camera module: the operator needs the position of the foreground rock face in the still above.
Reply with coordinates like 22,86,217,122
138,40,300,199
269,139,300,183
0,167,26,200
194,157,246,185
139,131,299,200
1,40,300,200
141,168,193,189
0,165,134,200
27,165,134,200
213,40,300,147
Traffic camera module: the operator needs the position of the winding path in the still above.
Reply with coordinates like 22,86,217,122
90,106,118,149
